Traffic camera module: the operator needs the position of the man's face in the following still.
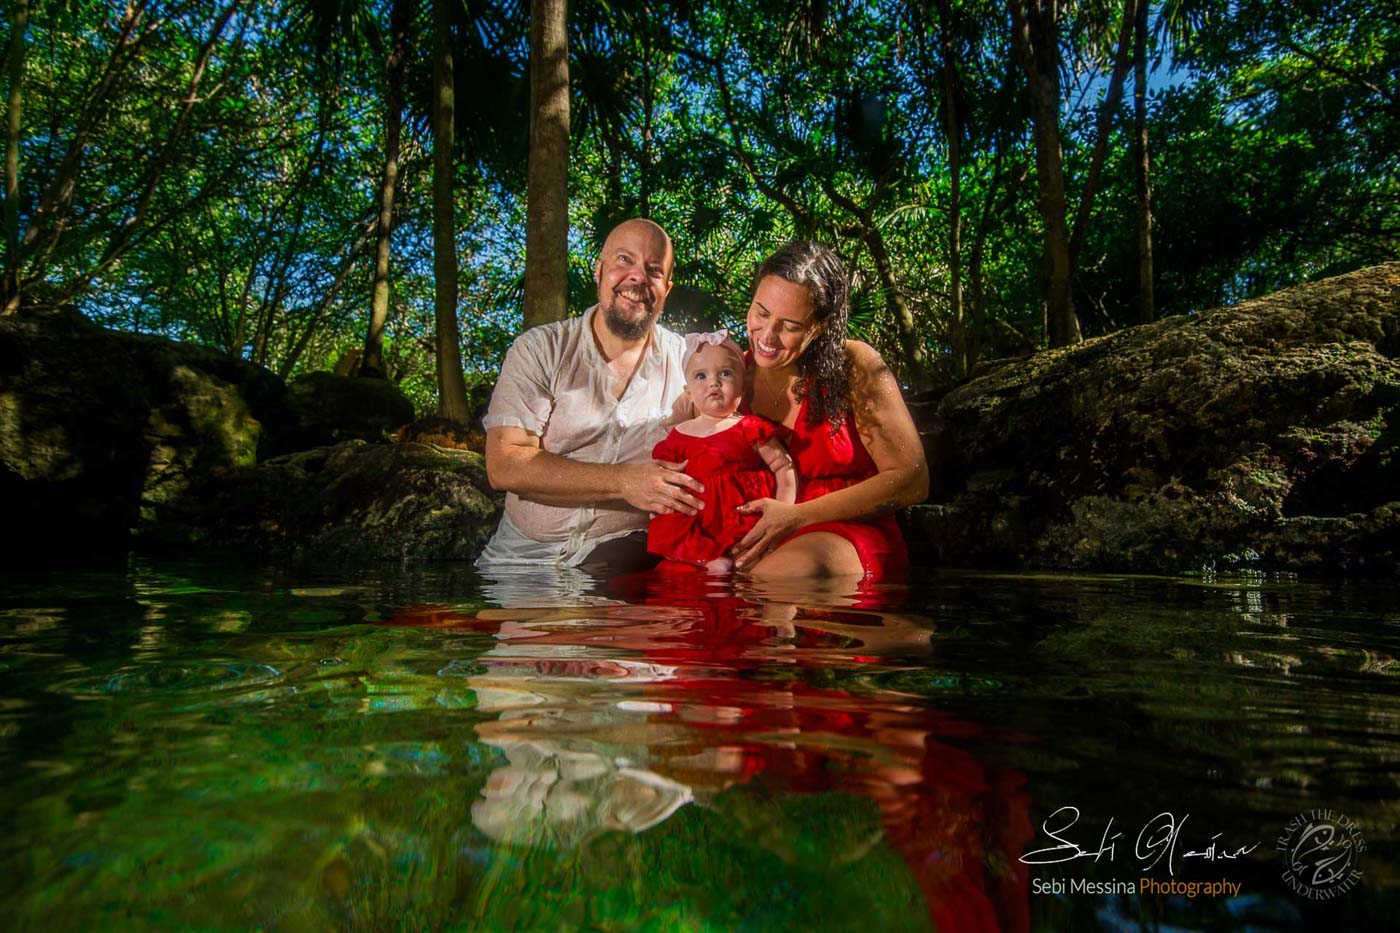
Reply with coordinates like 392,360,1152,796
595,222,673,340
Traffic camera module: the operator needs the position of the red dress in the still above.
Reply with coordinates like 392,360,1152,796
776,395,908,581
646,415,785,565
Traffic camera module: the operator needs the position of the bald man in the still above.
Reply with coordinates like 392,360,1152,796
478,219,705,571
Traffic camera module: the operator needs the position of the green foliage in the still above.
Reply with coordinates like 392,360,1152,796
2,0,1395,401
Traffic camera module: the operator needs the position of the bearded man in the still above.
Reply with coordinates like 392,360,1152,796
477,218,704,570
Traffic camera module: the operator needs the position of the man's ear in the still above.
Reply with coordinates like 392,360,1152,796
594,258,602,284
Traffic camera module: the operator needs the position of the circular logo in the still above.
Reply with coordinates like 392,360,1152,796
1277,809,1366,900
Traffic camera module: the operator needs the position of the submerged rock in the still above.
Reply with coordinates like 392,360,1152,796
908,262,1400,575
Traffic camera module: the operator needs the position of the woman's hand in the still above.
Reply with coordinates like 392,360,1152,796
731,498,806,570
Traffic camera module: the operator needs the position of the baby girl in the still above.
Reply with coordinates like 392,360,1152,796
648,332,796,573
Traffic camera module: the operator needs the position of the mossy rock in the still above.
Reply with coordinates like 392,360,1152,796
169,441,502,561
906,262,1400,576
0,308,292,562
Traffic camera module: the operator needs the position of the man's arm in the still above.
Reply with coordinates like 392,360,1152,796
485,425,706,515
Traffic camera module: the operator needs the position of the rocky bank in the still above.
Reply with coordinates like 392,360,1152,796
0,308,480,562
3,263,1397,574
908,261,1400,575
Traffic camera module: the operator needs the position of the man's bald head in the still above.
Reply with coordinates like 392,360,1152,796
600,218,674,282
594,218,676,341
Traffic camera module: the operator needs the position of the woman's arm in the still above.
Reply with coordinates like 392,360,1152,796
795,340,928,523
732,342,928,567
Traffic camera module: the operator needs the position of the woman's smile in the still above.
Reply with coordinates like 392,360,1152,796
746,276,817,370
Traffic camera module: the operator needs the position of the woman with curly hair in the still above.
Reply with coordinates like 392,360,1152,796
733,241,929,580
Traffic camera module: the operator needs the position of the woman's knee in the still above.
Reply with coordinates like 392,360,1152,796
750,533,863,578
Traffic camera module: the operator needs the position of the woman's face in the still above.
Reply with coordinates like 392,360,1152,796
746,275,818,370
685,343,745,419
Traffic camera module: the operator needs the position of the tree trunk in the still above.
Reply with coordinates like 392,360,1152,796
1008,0,1080,348
1134,0,1155,324
432,0,471,420
2,0,28,315
933,0,965,377
638,39,655,217
362,0,411,377
523,0,569,330
969,143,1017,367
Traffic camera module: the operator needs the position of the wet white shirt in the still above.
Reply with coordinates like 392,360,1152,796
476,307,688,567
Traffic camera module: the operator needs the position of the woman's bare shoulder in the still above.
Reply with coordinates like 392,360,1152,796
842,340,895,387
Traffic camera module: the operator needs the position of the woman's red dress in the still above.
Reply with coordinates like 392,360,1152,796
646,414,784,565
777,395,908,581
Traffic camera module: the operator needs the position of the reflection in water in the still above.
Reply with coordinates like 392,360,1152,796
10,563,1395,927
391,565,1034,931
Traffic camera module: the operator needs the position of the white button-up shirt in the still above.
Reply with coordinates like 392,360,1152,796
476,307,688,567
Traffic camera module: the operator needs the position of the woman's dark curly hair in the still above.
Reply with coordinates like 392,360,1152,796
754,241,852,428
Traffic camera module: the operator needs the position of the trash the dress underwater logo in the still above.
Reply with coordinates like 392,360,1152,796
1277,809,1365,900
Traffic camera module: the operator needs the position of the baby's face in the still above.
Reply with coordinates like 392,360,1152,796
685,343,745,419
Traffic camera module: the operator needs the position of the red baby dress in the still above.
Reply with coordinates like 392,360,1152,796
646,415,785,565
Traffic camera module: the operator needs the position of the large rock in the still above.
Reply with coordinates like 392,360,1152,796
178,441,501,561
0,306,436,560
907,262,1400,575
286,371,415,446
0,308,294,561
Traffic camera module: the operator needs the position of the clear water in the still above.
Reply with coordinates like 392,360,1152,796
1,559,1396,931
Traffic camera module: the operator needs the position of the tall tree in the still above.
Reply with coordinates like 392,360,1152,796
523,0,569,330
933,0,967,376
1133,0,1155,324
361,0,413,377
1007,0,1081,347
2,0,28,315
909,0,971,376
432,0,470,419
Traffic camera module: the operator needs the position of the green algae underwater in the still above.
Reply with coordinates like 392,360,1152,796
1,558,1397,931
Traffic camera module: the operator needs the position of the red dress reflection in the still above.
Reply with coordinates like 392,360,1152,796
382,567,1031,931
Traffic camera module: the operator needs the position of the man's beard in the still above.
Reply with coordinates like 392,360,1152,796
602,291,653,340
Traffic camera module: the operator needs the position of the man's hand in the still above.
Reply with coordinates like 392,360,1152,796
619,459,706,515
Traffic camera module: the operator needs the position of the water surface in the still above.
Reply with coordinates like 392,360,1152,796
1,560,1396,930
